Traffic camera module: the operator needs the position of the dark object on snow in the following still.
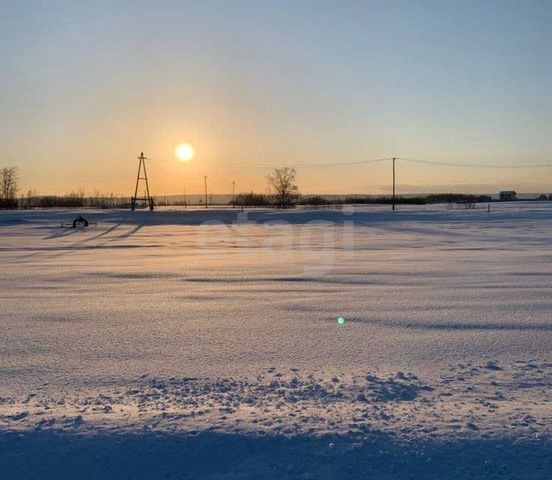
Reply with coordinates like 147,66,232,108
72,215,89,228
60,216,96,228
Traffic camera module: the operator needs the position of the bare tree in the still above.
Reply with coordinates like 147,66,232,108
22,188,37,209
266,167,299,209
0,167,18,209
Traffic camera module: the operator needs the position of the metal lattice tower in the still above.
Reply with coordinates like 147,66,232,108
131,152,154,211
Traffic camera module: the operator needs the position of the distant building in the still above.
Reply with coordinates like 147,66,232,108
499,190,517,201
478,195,492,203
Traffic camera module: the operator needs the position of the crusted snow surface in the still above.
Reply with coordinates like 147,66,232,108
1,203,552,478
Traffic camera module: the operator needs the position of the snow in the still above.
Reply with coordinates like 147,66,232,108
1,203,551,478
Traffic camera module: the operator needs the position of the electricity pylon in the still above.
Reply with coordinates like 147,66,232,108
131,152,154,211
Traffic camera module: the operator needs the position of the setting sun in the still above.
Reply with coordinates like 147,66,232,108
175,143,195,162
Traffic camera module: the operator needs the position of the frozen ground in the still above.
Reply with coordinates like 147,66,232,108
1,203,551,478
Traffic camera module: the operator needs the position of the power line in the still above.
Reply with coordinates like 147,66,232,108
298,157,391,168
132,152,551,205
397,157,552,169
147,156,392,170
149,154,552,170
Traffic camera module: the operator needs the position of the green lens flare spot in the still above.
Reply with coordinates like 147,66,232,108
337,317,345,325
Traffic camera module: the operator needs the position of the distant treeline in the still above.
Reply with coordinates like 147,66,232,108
297,195,431,205
300,193,488,206
9,191,552,210
233,192,552,207
18,191,129,209
230,192,517,207
235,193,486,207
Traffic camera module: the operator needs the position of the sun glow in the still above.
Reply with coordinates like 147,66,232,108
175,143,195,162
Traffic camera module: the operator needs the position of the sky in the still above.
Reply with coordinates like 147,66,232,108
1,0,552,195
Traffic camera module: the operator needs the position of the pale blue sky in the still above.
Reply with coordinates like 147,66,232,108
1,0,551,194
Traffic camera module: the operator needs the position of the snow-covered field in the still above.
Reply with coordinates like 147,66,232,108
1,203,551,478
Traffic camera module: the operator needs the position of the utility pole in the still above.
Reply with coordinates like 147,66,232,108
392,157,396,212
131,152,154,211
204,175,208,208
232,181,235,208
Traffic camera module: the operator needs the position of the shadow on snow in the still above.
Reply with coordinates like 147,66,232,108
1,430,551,479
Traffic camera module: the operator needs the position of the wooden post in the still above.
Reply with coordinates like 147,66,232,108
392,157,396,211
